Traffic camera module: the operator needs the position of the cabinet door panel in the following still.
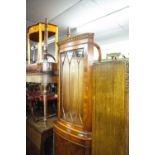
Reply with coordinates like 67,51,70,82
60,49,84,125
54,133,86,155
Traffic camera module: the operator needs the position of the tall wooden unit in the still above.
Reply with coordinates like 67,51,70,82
53,33,101,155
53,32,129,155
92,60,129,155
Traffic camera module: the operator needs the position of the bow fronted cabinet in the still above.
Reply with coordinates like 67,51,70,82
53,33,129,155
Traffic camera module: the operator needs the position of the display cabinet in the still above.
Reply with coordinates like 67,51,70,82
26,20,58,122
27,21,58,64
53,33,101,155
26,20,58,155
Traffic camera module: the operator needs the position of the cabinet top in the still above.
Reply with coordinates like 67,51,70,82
58,33,94,46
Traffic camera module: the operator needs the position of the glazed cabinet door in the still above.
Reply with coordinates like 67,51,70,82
60,48,85,125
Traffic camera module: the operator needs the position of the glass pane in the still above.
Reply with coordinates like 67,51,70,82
30,40,38,64
60,48,84,125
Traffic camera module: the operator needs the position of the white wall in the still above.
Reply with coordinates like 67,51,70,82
94,37,129,60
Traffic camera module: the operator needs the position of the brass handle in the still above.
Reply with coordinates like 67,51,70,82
93,42,102,62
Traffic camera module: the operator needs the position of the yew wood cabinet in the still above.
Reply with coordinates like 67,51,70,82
53,33,129,155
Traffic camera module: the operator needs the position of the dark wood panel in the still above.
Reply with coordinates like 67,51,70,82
26,117,57,155
54,132,90,155
92,61,129,155
29,31,55,42
27,137,40,155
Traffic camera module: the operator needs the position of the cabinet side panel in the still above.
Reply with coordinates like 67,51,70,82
92,61,129,155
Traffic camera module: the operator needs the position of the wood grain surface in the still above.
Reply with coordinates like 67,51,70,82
92,60,129,155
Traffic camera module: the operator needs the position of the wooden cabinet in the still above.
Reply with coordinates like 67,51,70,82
26,117,57,155
53,33,101,155
53,32,129,155
92,60,129,155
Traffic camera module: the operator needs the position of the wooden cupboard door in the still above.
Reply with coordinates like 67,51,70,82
54,133,90,155
60,49,84,125
92,61,129,155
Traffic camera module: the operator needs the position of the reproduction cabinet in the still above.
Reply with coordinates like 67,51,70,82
53,32,129,155
92,60,129,155
53,33,101,155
